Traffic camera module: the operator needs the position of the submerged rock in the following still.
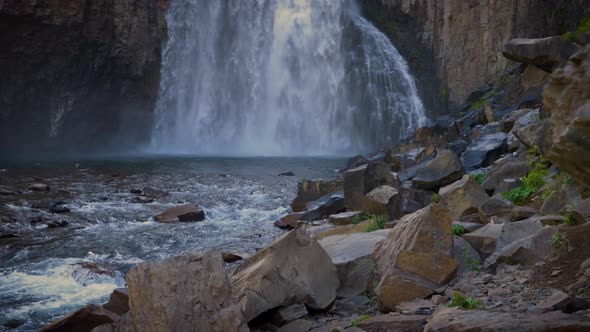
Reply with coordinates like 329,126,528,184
231,230,338,321
126,251,248,332
153,204,205,223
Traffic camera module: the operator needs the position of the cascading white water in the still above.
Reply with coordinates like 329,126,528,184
151,0,427,156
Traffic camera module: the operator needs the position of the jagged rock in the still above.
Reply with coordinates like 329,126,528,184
301,193,345,221
364,162,400,194
545,45,590,187
28,183,50,192
425,307,590,331
514,118,553,152
103,288,129,316
496,226,557,266
319,230,390,297
232,230,338,321
412,150,464,190
454,236,482,276
463,218,543,259
384,151,403,171
153,203,205,223
499,108,536,133
39,304,119,332
126,251,248,332
328,211,363,226
503,36,581,68
276,319,312,332
274,212,304,229
439,175,489,219
356,313,427,332
91,313,134,332
536,290,575,313
478,195,514,223
291,179,342,212
343,165,369,211
481,157,529,195
461,133,507,171
363,186,402,220
511,206,537,221
452,221,483,233
571,199,590,224
271,304,308,325
373,204,457,312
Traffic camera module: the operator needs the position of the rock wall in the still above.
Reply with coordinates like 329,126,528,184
360,0,590,111
0,0,168,156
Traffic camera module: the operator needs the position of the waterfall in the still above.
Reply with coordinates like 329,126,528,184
151,0,427,156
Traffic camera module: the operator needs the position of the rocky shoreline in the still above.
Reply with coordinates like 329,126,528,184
35,38,590,331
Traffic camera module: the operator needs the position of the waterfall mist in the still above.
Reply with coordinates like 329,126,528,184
151,0,427,156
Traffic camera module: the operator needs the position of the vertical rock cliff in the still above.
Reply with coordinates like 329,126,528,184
0,0,168,156
361,0,590,110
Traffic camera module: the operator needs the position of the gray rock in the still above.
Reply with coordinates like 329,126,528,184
412,150,464,190
291,179,343,212
154,204,205,223
503,36,581,67
461,133,508,171
363,185,402,220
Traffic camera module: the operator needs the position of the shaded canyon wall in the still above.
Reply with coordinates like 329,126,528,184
360,0,590,112
0,0,168,157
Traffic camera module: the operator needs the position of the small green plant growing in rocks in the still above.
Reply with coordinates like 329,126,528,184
461,247,482,271
452,224,465,236
562,205,578,226
349,315,370,327
470,172,487,185
352,214,363,225
448,293,485,310
432,193,441,203
563,13,590,41
503,146,549,206
470,96,492,110
366,213,388,232
564,174,577,185
550,232,569,253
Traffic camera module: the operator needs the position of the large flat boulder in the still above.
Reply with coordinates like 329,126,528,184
373,204,457,312
412,150,464,190
425,307,590,331
439,175,489,220
319,230,390,297
232,230,338,321
545,45,590,187
291,179,342,212
153,203,205,223
503,36,581,68
126,251,248,332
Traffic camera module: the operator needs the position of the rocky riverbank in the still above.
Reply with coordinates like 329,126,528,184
34,31,590,332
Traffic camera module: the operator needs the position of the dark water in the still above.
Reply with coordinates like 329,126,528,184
0,156,345,331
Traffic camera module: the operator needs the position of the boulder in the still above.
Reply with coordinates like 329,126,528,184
319,230,390,297
274,212,304,229
300,194,345,221
503,36,581,68
454,236,482,276
452,221,483,233
439,175,489,219
363,186,402,220
103,288,129,316
153,204,205,223
461,223,504,259
91,313,134,332
291,179,342,212
511,206,537,221
328,211,363,226
412,150,464,190
364,162,400,194
481,158,529,195
39,304,119,332
571,199,590,224
373,204,458,312
28,183,50,192
343,165,368,211
461,133,507,171
356,313,427,332
496,227,557,266
478,195,514,223
232,230,338,321
126,251,248,332
425,307,590,331
514,118,552,152
545,45,590,187
271,304,308,325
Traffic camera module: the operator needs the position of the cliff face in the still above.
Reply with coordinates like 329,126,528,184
0,0,168,156
361,0,590,111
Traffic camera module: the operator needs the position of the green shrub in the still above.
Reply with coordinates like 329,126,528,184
432,193,440,203
470,172,487,185
551,232,569,253
448,293,485,310
452,224,465,236
470,96,491,110
563,13,590,41
352,214,363,225
349,315,370,327
503,146,549,205
366,213,388,232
